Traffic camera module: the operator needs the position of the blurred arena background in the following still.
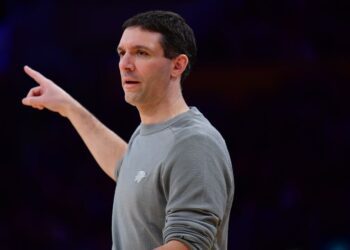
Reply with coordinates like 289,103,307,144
0,0,349,249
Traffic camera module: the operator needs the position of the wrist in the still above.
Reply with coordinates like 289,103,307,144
63,97,81,119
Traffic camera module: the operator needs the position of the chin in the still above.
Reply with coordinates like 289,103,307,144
124,95,138,107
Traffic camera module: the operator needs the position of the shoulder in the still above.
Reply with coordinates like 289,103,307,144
167,108,231,167
170,109,228,154
162,109,234,203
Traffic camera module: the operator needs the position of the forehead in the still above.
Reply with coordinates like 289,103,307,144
118,27,163,50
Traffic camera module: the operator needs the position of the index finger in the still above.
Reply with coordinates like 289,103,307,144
24,65,49,85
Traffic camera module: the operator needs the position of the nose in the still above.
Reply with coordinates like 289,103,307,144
119,53,135,72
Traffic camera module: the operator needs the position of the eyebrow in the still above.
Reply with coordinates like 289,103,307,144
117,45,152,52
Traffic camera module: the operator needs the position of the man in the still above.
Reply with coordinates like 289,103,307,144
22,10,234,250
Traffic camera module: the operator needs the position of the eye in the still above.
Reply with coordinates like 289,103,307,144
136,50,149,57
117,50,125,57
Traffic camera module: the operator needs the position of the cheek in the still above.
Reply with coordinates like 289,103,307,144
142,62,171,80
156,61,172,78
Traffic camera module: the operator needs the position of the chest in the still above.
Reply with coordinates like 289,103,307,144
114,132,174,214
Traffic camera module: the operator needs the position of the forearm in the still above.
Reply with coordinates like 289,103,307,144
66,99,127,180
154,240,190,250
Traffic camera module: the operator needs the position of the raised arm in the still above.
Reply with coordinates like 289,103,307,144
22,66,127,181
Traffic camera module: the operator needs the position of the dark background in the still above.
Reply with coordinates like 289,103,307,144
1,0,349,249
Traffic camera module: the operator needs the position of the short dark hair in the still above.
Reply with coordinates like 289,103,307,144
122,10,197,83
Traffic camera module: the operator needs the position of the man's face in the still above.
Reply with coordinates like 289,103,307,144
117,27,173,107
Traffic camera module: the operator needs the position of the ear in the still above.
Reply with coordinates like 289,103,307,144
171,54,189,79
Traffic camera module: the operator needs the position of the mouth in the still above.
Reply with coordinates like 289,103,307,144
123,79,141,91
124,80,140,84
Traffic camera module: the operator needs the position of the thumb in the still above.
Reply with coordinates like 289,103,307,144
22,97,45,110
22,96,42,107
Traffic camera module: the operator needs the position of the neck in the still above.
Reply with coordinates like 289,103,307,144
138,92,189,125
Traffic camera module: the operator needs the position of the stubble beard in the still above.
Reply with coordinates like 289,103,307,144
124,91,143,107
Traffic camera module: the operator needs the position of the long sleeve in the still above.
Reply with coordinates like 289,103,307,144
161,132,233,249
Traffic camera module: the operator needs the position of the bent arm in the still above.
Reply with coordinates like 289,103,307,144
22,66,127,181
162,133,234,249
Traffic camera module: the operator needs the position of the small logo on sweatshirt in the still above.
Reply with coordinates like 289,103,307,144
134,171,147,183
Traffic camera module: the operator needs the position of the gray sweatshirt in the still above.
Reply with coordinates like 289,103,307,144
112,107,234,250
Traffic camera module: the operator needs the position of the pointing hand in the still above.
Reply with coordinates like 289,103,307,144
22,66,75,117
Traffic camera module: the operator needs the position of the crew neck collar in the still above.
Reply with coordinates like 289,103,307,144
139,107,199,136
